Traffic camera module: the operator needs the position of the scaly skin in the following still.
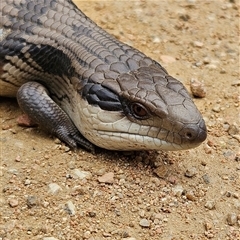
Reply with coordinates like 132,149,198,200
0,0,207,151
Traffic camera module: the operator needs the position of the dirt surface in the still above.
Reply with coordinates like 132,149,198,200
0,0,240,239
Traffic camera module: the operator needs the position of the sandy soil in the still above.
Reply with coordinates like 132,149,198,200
0,0,239,239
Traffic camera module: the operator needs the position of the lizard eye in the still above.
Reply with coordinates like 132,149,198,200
130,102,149,119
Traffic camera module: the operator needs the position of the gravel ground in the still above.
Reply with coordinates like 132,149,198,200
0,0,239,239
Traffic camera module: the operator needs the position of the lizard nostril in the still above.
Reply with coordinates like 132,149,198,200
181,120,207,145
180,126,197,142
185,132,193,140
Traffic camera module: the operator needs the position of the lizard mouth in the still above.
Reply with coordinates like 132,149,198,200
90,119,207,151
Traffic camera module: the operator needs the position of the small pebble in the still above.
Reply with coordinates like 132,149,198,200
24,179,31,185
223,123,230,131
95,168,106,176
70,169,92,179
186,192,196,201
204,144,212,154
8,168,19,175
203,57,210,64
102,232,112,237
201,160,207,166
48,183,62,194
88,211,96,217
153,36,161,43
153,213,162,220
207,139,215,147
220,68,226,74
139,218,150,228
202,174,210,184
4,220,16,233
207,64,217,70
228,124,239,135
212,104,221,113
225,191,231,197
98,172,114,184
194,61,202,67
172,185,184,196
205,201,215,210
204,222,213,231
185,167,197,178
227,213,237,226
193,41,203,48
8,198,19,207
221,175,229,180
26,195,38,208
54,138,62,144
83,231,91,239
167,175,177,184
160,55,176,64
190,79,206,98
139,210,145,218
153,165,169,179
122,231,130,238
2,124,12,130
64,146,70,152
65,200,76,215
17,114,37,127
204,231,215,238
15,155,21,162
179,14,190,21
233,192,239,199
10,128,17,134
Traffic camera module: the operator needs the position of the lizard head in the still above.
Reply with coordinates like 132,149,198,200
75,62,207,151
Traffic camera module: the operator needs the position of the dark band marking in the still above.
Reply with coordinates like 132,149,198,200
27,44,75,76
81,82,122,111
